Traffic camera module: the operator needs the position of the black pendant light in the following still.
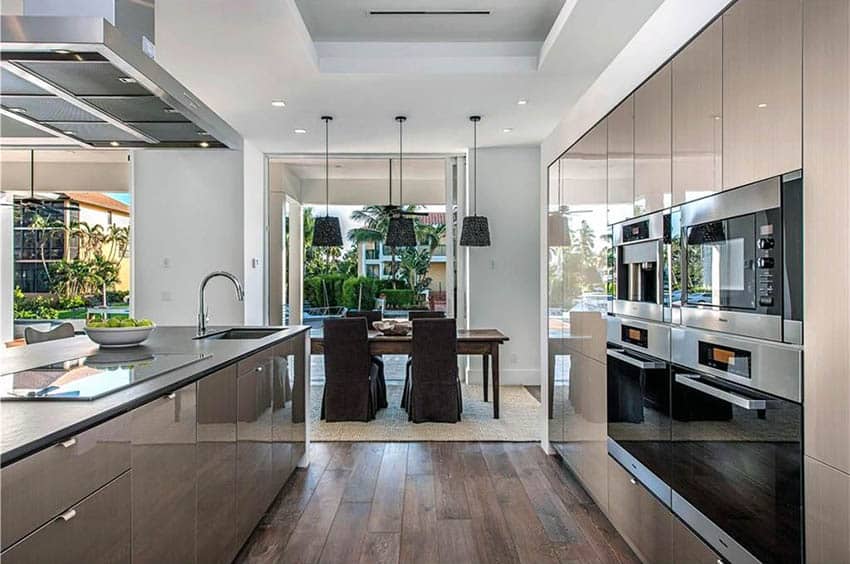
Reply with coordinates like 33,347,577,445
312,115,343,247
460,115,491,247
385,115,418,248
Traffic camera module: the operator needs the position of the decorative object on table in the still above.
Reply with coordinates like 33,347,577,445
460,115,492,247
312,115,343,247
384,116,424,248
85,318,156,348
373,319,412,336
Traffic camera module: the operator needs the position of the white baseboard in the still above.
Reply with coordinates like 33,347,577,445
465,367,540,386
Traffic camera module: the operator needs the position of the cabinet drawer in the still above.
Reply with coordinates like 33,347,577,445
1,472,131,564
0,412,130,549
672,514,721,564
237,347,275,376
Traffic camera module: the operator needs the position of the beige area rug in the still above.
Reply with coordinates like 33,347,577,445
310,383,541,441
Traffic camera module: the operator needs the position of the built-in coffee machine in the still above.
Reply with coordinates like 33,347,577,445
610,211,668,322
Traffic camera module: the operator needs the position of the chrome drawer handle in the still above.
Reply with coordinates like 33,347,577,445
629,478,637,485
675,374,766,410
256,365,264,372
58,509,76,522
166,392,176,400
60,438,77,449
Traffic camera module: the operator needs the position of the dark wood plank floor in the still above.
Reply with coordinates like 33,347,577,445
235,442,638,564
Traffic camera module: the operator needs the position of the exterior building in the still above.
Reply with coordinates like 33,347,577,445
13,192,130,294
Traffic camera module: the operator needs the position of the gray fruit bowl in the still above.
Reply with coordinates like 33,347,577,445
85,324,156,348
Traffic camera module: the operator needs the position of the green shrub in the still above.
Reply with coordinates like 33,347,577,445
342,277,377,310
304,274,346,307
13,287,59,320
381,289,415,309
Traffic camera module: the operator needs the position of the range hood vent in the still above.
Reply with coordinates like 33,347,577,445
0,16,241,150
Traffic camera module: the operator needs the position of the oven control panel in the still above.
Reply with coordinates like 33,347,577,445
757,224,775,307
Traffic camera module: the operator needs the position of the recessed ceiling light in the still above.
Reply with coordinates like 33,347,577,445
712,115,722,120
271,100,287,107
8,107,27,113
62,130,75,135
502,128,513,133
54,49,71,55
117,77,137,84
109,141,120,147
293,128,307,134
757,103,768,108
517,99,528,105
197,130,211,136
199,141,210,148
163,108,179,114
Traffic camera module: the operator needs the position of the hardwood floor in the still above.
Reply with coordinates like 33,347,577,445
235,442,638,564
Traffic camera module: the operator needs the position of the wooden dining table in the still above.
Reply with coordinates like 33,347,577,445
310,329,510,418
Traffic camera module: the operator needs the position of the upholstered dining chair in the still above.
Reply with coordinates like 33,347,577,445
407,311,446,320
320,318,380,422
403,318,462,423
24,322,75,345
345,309,387,409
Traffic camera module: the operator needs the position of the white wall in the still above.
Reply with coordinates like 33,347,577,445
466,145,540,385
132,149,245,327
243,140,265,325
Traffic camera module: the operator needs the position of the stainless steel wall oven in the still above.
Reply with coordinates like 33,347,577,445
611,211,669,322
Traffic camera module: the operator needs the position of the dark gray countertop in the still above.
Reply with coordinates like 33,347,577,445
0,325,310,467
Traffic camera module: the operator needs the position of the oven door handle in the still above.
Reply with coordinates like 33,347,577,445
675,374,767,410
606,349,667,370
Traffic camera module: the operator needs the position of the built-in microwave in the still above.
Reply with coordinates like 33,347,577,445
679,171,803,343
610,211,670,322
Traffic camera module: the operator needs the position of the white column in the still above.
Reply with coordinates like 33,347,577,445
0,191,13,342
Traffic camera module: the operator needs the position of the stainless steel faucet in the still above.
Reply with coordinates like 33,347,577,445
198,271,245,335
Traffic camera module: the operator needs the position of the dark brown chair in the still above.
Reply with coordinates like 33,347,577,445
321,318,380,422
403,318,462,423
345,309,387,409
24,322,75,345
408,311,446,320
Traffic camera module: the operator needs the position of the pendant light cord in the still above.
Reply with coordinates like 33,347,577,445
30,149,35,199
324,117,330,217
473,119,477,215
398,117,404,206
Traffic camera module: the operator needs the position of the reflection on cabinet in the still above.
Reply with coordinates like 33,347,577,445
672,18,723,204
672,513,722,564
607,96,634,225
634,64,672,215
803,0,850,476
806,456,850,563
131,383,197,564
197,365,238,564
236,354,274,546
722,0,802,189
607,456,672,564
1,472,131,564
0,412,130,550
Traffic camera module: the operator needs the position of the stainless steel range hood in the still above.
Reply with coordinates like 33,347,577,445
0,16,241,150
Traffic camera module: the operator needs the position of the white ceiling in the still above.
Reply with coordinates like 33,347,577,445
294,0,567,42
153,0,665,154
274,157,447,180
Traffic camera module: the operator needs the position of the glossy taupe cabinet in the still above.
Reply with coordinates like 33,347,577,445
197,365,239,564
607,95,635,225
131,383,197,564
722,0,802,189
634,63,672,215
236,351,275,546
607,456,672,564
672,18,723,204
671,512,721,564
1,472,131,564
0,412,130,550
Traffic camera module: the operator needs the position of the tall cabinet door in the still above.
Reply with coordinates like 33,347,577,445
131,384,197,564
197,365,238,564
673,18,723,204
607,95,635,225
722,0,802,188
236,354,274,545
634,64,672,215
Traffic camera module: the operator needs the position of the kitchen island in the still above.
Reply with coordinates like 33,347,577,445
0,325,310,564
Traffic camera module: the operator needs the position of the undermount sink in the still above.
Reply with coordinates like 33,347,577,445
195,327,285,340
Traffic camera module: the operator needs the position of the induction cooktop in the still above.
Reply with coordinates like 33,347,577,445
0,350,211,401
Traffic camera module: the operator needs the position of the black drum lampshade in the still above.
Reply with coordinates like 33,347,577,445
313,215,343,247
385,215,417,248
460,215,491,247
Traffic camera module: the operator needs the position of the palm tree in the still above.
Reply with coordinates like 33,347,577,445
347,205,410,285
415,222,446,253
